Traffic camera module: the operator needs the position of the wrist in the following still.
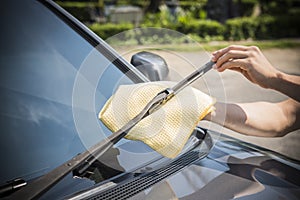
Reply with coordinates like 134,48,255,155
269,70,300,102
268,70,285,90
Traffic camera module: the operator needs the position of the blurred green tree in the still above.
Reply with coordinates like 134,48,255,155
145,0,162,13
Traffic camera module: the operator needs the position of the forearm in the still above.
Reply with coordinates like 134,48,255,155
204,100,300,137
272,72,300,102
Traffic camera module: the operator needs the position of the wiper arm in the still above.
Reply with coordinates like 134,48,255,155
10,60,215,199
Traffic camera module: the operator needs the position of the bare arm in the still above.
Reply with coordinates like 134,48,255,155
206,45,300,136
204,99,300,137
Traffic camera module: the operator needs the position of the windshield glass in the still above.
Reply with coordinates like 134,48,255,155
0,0,157,187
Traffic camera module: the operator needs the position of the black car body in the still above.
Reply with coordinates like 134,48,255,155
0,0,299,199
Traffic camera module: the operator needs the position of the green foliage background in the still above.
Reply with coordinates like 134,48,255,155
56,0,300,43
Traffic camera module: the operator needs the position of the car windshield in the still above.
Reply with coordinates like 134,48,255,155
0,0,159,187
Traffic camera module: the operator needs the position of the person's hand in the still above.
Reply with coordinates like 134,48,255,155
211,45,280,89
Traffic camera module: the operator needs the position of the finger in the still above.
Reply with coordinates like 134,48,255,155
212,45,248,62
215,50,248,69
216,59,247,72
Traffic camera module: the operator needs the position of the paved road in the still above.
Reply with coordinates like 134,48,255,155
121,47,300,161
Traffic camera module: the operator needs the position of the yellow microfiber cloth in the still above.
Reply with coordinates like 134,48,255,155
99,81,215,158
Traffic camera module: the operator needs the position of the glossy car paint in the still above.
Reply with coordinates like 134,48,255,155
129,131,300,199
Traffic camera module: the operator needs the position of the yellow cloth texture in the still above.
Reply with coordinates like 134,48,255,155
99,81,215,158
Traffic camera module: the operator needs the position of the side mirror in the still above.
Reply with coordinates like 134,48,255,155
130,51,169,81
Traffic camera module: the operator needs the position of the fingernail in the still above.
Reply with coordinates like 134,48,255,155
213,64,217,69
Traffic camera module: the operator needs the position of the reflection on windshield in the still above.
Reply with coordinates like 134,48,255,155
0,0,133,185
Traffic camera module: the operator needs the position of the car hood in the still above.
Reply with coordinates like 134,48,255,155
65,130,300,200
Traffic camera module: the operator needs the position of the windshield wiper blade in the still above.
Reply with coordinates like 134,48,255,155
9,60,215,199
